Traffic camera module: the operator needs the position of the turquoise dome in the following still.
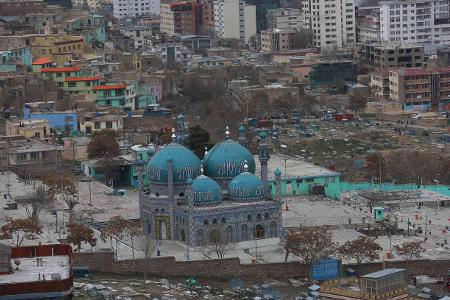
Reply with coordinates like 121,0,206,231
147,143,201,184
228,172,266,202
203,139,255,180
274,168,282,177
191,175,222,206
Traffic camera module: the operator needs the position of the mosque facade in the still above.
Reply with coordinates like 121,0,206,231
137,117,283,247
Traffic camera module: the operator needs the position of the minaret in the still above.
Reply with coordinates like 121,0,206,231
274,168,282,202
167,131,176,240
225,125,230,139
258,130,270,182
176,114,186,145
186,178,194,251
238,124,248,148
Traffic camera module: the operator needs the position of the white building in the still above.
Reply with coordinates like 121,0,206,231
213,0,256,43
266,8,302,31
113,0,160,19
302,0,356,48
379,0,450,51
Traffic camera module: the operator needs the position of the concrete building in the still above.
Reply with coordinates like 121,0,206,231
355,6,380,42
160,2,202,35
266,8,302,31
31,34,86,66
245,0,280,32
370,70,390,101
379,0,450,52
63,136,90,161
113,0,160,19
388,67,450,111
356,42,425,72
213,0,256,43
260,28,296,52
309,60,357,93
302,0,356,48
92,82,137,110
23,104,78,133
5,119,50,140
79,112,124,134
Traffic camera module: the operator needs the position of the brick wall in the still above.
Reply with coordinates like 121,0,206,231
73,252,449,280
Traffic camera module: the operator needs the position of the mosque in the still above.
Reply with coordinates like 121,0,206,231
137,117,283,247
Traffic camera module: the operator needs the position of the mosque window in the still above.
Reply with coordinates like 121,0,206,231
256,214,262,220
247,214,252,221
221,217,226,223
155,209,159,212
179,192,185,197
161,209,165,212
265,213,270,219
204,219,209,225
212,218,217,224
155,192,160,196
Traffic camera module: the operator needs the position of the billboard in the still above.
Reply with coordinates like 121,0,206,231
310,258,341,281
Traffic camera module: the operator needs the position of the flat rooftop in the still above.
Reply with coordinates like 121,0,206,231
362,268,406,279
254,154,340,180
0,255,70,284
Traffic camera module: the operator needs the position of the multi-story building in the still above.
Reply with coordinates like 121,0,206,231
309,59,357,93
356,6,381,42
266,8,302,31
245,0,280,32
160,2,202,35
31,34,85,66
356,42,425,72
92,81,137,110
302,0,356,48
214,0,256,42
379,0,450,51
113,0,161,19
260,28,296,52
23,103,78,132
388,67,450,111
370,70,390,100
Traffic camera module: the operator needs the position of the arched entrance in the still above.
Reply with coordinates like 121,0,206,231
181,229,186,242
226,226,234,243
197,229,204,245
254,224,265,239
242,224,248,241
160,221,167,239
270,221,277,237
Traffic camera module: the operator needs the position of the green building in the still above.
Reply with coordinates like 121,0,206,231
93,81,137,110
255,154,341,199
64,76,101,95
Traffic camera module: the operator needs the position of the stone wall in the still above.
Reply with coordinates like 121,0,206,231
73,252,449,280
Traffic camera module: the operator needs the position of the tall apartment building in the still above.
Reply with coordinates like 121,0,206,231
245,0,280,32
302,0,356,48
388,67,450,111
356,42,425,71
214,0,256,42
113,0,161,19
260,29,296,52
380,0,450,50
266,8,302,31
160,2,202,35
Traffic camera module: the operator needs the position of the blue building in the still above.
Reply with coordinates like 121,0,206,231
138,122,283,246
23,106,78,133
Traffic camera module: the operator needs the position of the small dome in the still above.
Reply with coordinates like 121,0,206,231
228,172,266,202
147,143,201,184
191,175,222,206
259,131,268,139
203,139,255,180
274,168,282,177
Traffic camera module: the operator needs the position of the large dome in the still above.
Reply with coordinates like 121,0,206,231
147,142,201,184
191,174,222,206
228,171,266,202
203,139,255,181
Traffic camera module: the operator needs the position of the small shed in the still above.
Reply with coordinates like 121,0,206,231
360,268,407,295
373,207,385,221
0,243,12,273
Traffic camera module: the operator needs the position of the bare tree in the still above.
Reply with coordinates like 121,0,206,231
204,230,230,259
100,216,129,259
15,185,54,222
43,173,79,212
66,221,97,252
394,241,425,261
1,218,43,247
285,227,336,277
138,234,156,285
339,236,382,276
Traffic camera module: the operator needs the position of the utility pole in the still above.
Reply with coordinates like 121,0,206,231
88,178,92,206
